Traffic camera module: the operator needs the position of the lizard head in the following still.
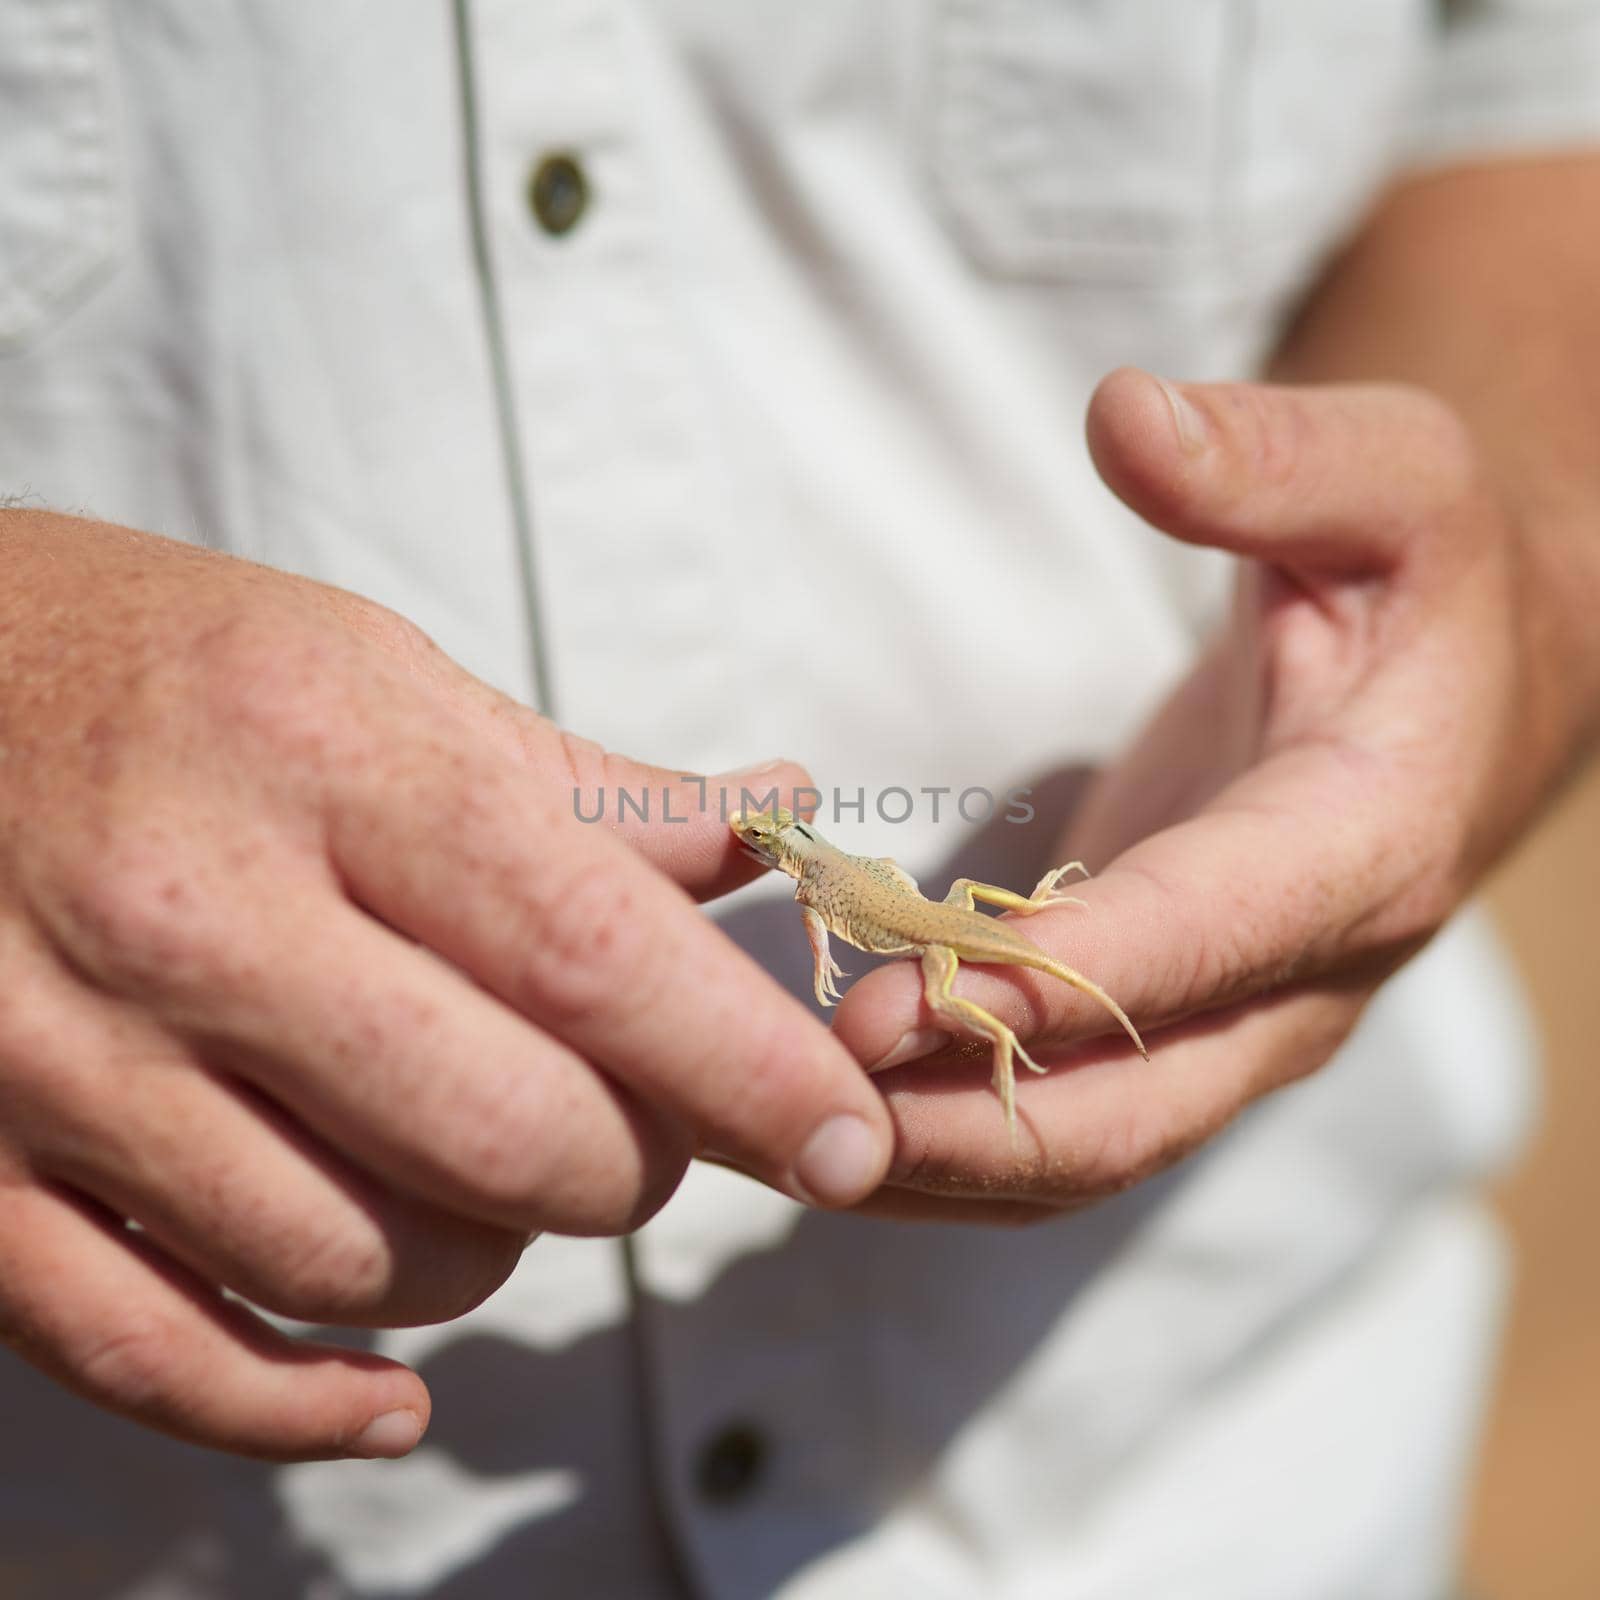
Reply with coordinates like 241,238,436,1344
730,805,814,877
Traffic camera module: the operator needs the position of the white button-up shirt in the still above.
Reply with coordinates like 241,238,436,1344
2,3,1593,1596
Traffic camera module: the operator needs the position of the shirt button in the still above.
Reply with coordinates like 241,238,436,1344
527,152,590,237
694,1422,768,1505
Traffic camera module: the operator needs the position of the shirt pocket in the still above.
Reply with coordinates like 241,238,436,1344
925,0,1428,295
0,0,121,350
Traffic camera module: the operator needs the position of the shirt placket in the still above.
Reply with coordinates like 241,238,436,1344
465,0,727,753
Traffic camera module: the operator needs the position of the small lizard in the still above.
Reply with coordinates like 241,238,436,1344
732,807,1148,1140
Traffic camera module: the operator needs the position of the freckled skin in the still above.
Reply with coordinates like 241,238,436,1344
731,808,1148,1140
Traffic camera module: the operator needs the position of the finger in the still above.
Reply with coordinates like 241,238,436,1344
0,1172,429,1461
701,1150,1066,1226
400,658,818,903
695,1148,1062,1223
296,588,816,904
327,746,893,1209
866,985,1354,1201
5,968,528,1325
832,746,1409,1074
34,851,694,1237
1086,367,1479,574
551,734,820,903
210,908,696,1239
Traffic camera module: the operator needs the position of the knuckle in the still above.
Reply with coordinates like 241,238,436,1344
75,1310,181,1410
1351,880,1448,974
330,595,442,673
702,1018,816,1143
414,1050,579,1221
188,611,392,774
1066,1108,1180,1200
556,728,609,793
451,1076,627,1222
0,956,74,1094
441,1066,685,1235
447,1102,553,1219
1208,385,1311,508
1245,387,1313,494
192,607,319,693
55,847,226,996
555,729,628,831
567,1108,691,1233
264,1217,394,1321
516,861,654,1025
193,613,356,760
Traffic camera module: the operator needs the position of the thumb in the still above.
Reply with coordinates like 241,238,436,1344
1085,367,1479,577
559,740,819,902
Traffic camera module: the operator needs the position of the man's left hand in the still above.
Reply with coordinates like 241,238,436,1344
832,366,1559,1222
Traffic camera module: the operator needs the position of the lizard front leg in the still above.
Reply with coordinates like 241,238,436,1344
943,863,1089,917
920,945,1046,1143
801,905,847,1006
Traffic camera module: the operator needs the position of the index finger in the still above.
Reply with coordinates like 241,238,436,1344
327,735,893,1209
410,672,817,903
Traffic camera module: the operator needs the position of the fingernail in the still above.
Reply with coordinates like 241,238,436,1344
1154,376,1208,456
866,1027,948,1074
793,1114,883,1206
351,1408,423,1459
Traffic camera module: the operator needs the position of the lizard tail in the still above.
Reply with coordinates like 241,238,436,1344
1030,954,1149,1060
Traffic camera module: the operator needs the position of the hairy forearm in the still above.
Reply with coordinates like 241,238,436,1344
1269,152,1600,790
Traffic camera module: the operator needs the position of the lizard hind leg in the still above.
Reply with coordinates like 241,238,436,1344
1028,861,1091,910
920,946,1045,1145
942,863,1089,918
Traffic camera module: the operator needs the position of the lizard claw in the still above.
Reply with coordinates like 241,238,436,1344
1037,891,1089,911
815,959,847,1007
1029,862,1091,908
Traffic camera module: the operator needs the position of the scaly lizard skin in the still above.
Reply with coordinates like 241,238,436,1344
731,808,1148,1139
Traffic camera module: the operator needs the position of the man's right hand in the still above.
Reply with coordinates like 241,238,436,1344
0,511,891,1461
